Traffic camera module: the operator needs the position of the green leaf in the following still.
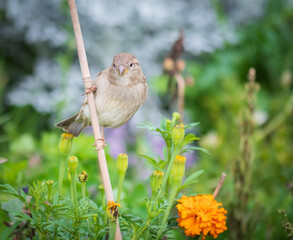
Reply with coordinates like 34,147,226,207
184,146,211,155
139,154,161,170
184,122,200,129
181,134,200,146
158,160,167,170
0,221,21,240
11,210,33,221
0,184,28,207
137,122,158,131
183,170,204,186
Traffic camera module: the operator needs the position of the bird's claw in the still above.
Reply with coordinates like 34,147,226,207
83,86,97,95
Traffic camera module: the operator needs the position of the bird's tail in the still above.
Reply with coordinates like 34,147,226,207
56,113,88,137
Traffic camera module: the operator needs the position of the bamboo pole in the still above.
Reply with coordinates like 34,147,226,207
67,1,122,239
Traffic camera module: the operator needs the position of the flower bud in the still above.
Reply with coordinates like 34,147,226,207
150,171,164,192
107,201,121,222
117,153,128,175
68,156,78,172
46,180,54,188
58,133,74,157
46,180,54,203
171,155,186,182
78,170,88,183
166,119,172,132
172,112,181,124
171,124,185,146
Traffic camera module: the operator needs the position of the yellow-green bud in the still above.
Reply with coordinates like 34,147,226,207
166,119,172,132
171,155,186,182
59,133,74,157
171,124,185,145
107,201,121,222
78,170,88,183
46,180,54,187
98,184,104,191
68,156,78,172
172,112,181,125
117,153,128,175
150,170,164,192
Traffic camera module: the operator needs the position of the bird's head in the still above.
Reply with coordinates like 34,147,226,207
111,52,140,77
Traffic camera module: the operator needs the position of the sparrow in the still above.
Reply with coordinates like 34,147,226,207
56,53,148,137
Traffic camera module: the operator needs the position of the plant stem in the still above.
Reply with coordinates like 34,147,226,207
58,157,66,197
156,181,179,240
48,187,52,203
117,174,125,204
161,147,178,192
70,169,79,217
109,220,117,240
133,219,151,240
81,182,86,199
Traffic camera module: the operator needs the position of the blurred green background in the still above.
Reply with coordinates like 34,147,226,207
1,0,293,239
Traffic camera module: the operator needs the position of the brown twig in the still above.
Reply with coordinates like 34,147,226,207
67,0,121,239
213,173,227,198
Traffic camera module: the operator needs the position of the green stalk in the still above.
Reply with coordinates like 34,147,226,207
48,187,52,203
81,182,86,199
117,173,125,203
109,221,117,240
70,169,78,217
58,157,66,197
161,147,178,192
156,181,179,240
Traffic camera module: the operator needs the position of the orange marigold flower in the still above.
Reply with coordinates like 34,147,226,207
177,194,227,239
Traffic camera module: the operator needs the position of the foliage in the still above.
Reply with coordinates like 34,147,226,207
0,112,209,239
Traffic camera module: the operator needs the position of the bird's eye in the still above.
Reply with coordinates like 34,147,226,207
113,63,116,67
130,63,133,67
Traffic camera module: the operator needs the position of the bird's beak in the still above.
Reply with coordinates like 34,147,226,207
118,65,127,75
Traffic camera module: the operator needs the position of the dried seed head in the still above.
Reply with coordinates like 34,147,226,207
107,201,121,222
78,170,88,183
163,57,174,71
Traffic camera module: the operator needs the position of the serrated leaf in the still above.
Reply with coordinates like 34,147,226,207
12,210,33,221
0,221,21,240
0,184,28,206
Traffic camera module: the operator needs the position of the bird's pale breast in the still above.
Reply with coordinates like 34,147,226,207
94,74,146,128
